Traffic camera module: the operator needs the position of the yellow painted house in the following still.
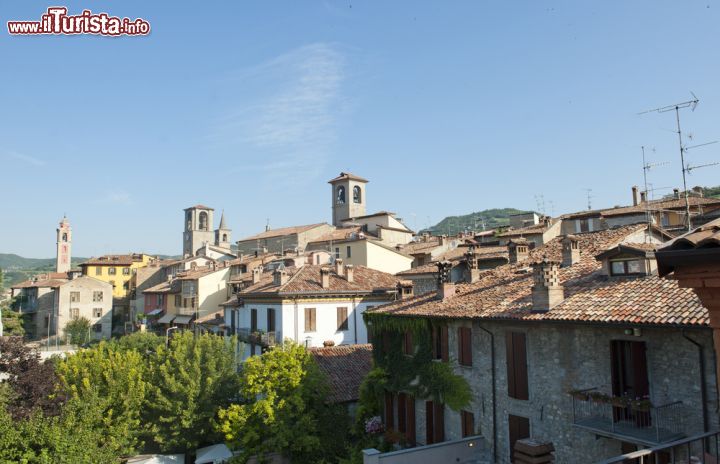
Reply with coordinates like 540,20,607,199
80,253,155,299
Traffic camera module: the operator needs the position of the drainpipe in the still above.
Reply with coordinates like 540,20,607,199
477,325,497,463
352,296,358,344
682,330,709,436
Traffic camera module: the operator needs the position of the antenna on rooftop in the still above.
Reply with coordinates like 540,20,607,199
684,141,719,174
534,194,546,215
639,93,701,231
584,189,593,211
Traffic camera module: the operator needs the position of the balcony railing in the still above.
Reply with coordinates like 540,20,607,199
571,388,685,445
598,430,720,464
235,328,277,347
176,307,196,316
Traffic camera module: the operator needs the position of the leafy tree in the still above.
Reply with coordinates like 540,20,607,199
57,341,150,455
64,316,91,345
1,306,26,336
111,330,164,355
146,331,240,453
217,341,350,463
0,336,62,418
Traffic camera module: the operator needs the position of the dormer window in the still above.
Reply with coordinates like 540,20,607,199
596,243,656,277
610,258,643,276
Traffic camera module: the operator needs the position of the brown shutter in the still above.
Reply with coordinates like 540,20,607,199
385,391,394,429
433,402,445,443
461,410,474,437
267,309,275,332
337,307,348,331
441,326,449,362
404,331,414,355
251,309,257,332
425,401,434,444
508,414,530,462
312,308,316,331
397,393,407,433
459,327,472,366
514,333,528,400
406,395,416,445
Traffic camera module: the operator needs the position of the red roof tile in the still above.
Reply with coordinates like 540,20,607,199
309,344,372,403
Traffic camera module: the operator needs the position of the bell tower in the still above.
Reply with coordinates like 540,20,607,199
215,210,232,250
56,215,71,273
328,172,368,226
183,205,215,257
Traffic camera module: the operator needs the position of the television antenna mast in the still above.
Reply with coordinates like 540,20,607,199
641,146,669,241
585,189,593,211
638,93,699,231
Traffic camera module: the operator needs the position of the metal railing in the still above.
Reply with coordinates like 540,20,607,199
598,430,720,464
572,388,685,444
235,328,277,347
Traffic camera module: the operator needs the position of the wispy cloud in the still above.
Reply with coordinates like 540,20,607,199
209,43,346,183
5,151,45,167
97,191,133,206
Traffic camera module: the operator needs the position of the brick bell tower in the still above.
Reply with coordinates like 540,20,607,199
56,215,72,273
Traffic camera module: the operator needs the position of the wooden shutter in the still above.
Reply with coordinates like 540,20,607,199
403,331,414,355
337,307,348,331
251,309,257,332
461,410,475,438
397,393,407,433
441,326,449,362
305,308,316,332
425,401,435,444
385,391,395,429
459,327,472,366
266,308,275,332
406,394,416,445
506,332,528,400
508,414,530,462
433,402,445,443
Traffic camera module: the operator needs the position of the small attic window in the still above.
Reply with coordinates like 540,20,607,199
610,258,643,276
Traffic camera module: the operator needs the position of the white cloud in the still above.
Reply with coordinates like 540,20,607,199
6,151,45,166
210,43,346,182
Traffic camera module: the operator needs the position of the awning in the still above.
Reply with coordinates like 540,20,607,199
147,309,163,316
174,315,193,325
157,314,175,324
194,444,232,464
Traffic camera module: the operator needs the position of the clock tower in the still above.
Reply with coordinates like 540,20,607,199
56,215,72,273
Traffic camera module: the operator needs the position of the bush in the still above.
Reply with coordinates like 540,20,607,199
64,317,91,345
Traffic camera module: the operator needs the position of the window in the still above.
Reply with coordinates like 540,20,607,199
610,259,643,276
398,392,407,433
199,211,208,230
70,291,80,303
157,294,164,306
508,415,530,462
336,186,346,205
402,330,414,355
93,324,102,333
93,308,102,318
432,326,449,361
506,332,529,400
123,267,130,275
267,308,276,332
315,255,320,264
70,308,79,319
174,295,181,306
222,233,228,242
95,266,102,276
62,232,68,242
353,185,362,204
346,246,352,258
251,309,257,332
335,247,340,259
93,291,103,302
461,410,475,438
108,267,117,275
611,340,649,424
337,307,348,331
305,308,316,332
458,327,473,367
425,400,445,444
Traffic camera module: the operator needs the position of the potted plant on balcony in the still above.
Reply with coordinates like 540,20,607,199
589,391,610,404
629,396,652,412
568,389,590,401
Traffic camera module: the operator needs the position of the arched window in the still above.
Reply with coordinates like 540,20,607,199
353,186,362,204
222,233,228,242
199,211,208,231
62,232,68,242
336,186,346,205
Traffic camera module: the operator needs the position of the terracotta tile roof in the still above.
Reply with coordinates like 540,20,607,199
399,238,443,255
327,172,369,183
601,196,720,217
306,227,363,245
309,344,373,403
370,224,706,326
184,204,214,210
80,254,146,266
341,211,395,220
227,253,278,266
662,218,720,250
176,264,228,280
497,223,549,237
239,264,399,295
237,223,329,242
144,279,181,294
11,278,67,289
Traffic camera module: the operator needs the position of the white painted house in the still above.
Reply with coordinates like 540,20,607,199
222,261,399,359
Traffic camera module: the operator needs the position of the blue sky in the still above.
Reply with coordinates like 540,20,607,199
1,1,719,258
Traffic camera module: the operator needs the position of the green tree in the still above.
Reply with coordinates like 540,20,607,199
111,330,164,355
217,341,350,463
57,341,150,455
146,331,240,453
64,317,91,345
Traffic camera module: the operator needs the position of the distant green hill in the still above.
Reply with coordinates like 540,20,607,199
425,208,530,235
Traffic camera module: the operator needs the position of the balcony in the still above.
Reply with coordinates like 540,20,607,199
571,388,685,446
235,328,277,347
176,307,196,316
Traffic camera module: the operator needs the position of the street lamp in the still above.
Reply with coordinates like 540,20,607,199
166,326,179,346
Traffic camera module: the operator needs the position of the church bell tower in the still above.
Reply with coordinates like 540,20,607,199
56,215,72,273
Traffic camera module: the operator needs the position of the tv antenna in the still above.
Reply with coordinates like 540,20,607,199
684,140,719,173
638,93,699,231
585,189,593,211
641,146,669,241
534,194,546,215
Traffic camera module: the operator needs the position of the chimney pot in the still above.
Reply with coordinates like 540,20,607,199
673,188,680,200
438,282,456,301
561,235,580,267
632,186,640,206
531,259,564,312
640,191,647,203
273,269,288,286
320,267,331,289
508,239,530,264
396,280,414,299
251,266,262,284
345,264,354,283
335,258,344,276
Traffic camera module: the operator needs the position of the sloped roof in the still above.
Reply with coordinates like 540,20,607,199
236,223,329,242
601,196,720,217
306,227,364,245
184,204,214,210
144,279,181,294
369,224,705,326
310,344,373,403
327,172,369,183
80,254,146,266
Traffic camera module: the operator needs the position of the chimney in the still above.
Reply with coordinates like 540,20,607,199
252,266,262,284
345,264,354,283
438,235,447,247
396,280,414,299
438,282,456,301
508,239,530,264
335,258,344,276
561,235,580,267
673,188,680,200
632,185,640,206
273,269,288,286
464,248,480,283
531,259,564,312
320,267,331,289
640,191,647,203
